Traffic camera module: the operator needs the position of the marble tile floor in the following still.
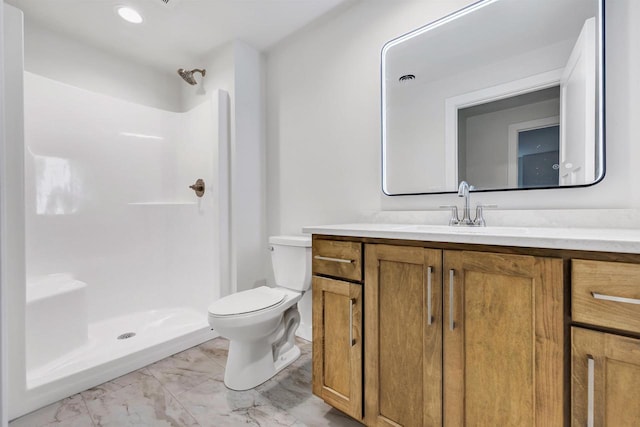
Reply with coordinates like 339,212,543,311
10,337,364,427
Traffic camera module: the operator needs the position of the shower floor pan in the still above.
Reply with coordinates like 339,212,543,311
27,307,215,390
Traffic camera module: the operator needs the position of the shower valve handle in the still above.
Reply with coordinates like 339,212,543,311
189,179,205,197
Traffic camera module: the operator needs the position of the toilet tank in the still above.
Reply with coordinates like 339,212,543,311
269,235,312,292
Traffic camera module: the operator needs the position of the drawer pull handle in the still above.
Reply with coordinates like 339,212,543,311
587,355,595,427
314,255,354,264
449,269,455,331
349,298,355,346
591,292,640,305
427,266,433,326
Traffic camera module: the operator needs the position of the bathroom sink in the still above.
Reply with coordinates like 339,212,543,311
391,224,531,236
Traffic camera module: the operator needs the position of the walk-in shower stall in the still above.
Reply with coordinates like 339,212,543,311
4,5,230,418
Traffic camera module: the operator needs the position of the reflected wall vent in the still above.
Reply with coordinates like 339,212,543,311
399,74,416,83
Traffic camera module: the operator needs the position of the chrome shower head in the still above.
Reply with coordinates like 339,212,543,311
177,68,206,85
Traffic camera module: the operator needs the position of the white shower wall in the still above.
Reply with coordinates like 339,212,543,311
10,71,229,418
24,72,220,320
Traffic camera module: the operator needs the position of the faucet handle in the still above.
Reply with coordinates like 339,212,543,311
473,204,497,227
439,205,460,226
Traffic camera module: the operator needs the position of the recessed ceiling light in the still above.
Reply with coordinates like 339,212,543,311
116,6,143,24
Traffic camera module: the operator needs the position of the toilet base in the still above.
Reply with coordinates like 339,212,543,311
223,340,301,391
274,342,301,374
223,305,301,391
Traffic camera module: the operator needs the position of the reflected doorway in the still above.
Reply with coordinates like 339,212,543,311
517,125,560,188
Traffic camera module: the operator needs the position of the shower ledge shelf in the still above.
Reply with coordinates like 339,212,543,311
128,201,198,206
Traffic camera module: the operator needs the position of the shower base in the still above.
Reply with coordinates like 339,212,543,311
26,307,216,400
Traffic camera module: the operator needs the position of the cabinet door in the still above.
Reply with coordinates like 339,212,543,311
572,327,640,426
364,244,442,427
312,276,362,420
443,251,563,427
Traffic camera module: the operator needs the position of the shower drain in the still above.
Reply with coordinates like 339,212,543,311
117,332,136,340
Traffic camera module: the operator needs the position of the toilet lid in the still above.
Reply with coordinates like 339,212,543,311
208,286,286,316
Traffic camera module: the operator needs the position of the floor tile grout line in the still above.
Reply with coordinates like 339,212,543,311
146,353,217,398
196,341,230,366
149,349,229,427
79,393,98,427
209,357,227,370
192,347,228,368
81,369,174,426
159,372,204,427
161,340,228,372
86,366,204,427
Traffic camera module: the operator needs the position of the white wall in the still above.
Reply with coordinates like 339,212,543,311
266,0,474,237
265,1,475,340
182,43,235,111
609,0,640,209
266,0,640,227
20,14,268,297
23,20,182,112
183,41,267,293
0,2,6,425
182,43,236,297
2,4,26,422
233,43,267,292
23,72,220,322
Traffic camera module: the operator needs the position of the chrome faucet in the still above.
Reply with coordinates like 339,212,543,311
441,181,494,227
457,181,473,225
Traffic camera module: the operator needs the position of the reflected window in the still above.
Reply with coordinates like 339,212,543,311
518,125,560,188
35,155,80,215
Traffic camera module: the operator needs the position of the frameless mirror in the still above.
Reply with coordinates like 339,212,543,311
382,0,604,195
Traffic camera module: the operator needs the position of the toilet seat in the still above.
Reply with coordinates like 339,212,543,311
208,286,286,317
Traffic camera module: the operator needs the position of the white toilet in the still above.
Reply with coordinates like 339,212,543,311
207,235,311,390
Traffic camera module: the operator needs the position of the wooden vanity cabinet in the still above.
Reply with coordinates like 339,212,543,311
571,328,640,426
364,245,443,427
312,276,363,419
312,240,363,421
572,259,640,334
363,246,563,427
313,239,362,281
443,251,564,427
312,237,566,426
571,259,640,427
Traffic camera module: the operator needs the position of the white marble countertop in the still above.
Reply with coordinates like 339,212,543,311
302,223,640,254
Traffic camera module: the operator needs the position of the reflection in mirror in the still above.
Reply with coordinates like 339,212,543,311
458,86,561,190
382,0,603,195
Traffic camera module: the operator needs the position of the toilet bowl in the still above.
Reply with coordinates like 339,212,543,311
208,235,311,390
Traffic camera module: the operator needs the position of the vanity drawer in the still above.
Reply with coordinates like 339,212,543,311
313,240,362,282
572,259,640,334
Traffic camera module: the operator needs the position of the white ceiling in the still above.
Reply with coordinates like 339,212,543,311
6,0,350,69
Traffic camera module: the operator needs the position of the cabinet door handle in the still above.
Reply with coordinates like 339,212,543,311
349,298,355,346
314,255,354,264
587,355,595,427
592,292,640,305
449,269,455,331
427,266,433,326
